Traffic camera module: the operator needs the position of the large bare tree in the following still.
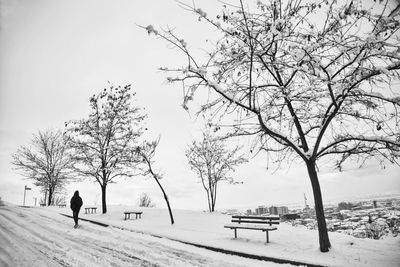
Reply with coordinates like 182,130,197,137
12,130,74,205
145,0,400,251
186,129,247,212
66,84,146,214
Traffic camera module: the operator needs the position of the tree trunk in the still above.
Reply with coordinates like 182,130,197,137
211,181,217,212
47,187,53,206
101,185,107,214
306,160,331,252
154,177,175,225
205,190,212,212
210,189,215,212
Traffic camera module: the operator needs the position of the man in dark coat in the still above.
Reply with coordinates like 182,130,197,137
70,190,83,228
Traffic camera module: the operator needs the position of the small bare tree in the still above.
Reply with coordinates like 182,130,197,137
138,193,154,207
135,140,175,224
145,0,400,251
12,130,74,206
66,84,146,214
186,130,247,212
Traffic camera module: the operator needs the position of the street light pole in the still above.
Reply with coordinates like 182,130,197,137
23,185,31,206
23,186,26,206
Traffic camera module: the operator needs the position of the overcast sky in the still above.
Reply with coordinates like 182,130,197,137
0,0,399,211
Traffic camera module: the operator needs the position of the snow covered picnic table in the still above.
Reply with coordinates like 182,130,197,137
124,211,143,220
84,207,97,214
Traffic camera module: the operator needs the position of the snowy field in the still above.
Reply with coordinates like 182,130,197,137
0,205,289,267
1,204,399,267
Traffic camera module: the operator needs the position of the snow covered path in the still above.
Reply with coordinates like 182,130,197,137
0,206,287,267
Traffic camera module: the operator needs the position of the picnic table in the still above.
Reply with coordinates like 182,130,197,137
84,207,97,214
124,211,143,220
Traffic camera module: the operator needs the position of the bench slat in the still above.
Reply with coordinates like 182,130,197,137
224,223,277,231
232,215,280,220
231,219,279,225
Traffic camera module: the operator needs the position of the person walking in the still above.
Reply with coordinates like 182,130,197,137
70,190,83,228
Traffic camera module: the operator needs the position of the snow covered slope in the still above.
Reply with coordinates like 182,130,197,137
0,205,289,267
73,205,400,267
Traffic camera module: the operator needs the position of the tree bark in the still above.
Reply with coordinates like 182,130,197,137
205,190,212,212
101,185,107,214
212,181,217,212
154,176,175,224
47,187,53,206
306,160,331,252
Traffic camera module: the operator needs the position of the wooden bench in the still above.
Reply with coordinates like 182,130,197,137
124,211,143,220
40,203,46,207
58,203,66,208
84,207,97,214
224,215,280,243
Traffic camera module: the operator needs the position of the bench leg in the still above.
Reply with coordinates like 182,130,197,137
234,229,237,239
266,231,269,243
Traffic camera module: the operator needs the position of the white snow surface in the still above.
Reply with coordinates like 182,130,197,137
1,205,399,267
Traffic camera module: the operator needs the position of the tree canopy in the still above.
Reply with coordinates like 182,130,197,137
66,84,146,213
145,0,400,252
12,130,73,205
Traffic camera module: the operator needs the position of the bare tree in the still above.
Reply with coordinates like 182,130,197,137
135,140,175,224
186,129,247,212
138,193,154,207
145,0,400,251
66,84,146,214
12,130,74,206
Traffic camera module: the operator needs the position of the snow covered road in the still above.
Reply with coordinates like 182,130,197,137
0,206,286,267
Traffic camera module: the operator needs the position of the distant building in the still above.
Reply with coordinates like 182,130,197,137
268,206,288,215
269,206,278,215
246,209,252,215
277,206,289,215
304,193,310,210
256,206,268,215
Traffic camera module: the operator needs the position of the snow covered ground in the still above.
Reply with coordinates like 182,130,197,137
1,204,399,267
0,205,290,267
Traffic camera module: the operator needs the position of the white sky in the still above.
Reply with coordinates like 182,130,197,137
0,0,399,211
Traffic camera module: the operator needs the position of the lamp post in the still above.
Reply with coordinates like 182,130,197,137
23,185,31,206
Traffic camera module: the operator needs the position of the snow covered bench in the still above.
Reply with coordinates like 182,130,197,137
224,215,279,243
84,207,97,214
124,211,142,220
